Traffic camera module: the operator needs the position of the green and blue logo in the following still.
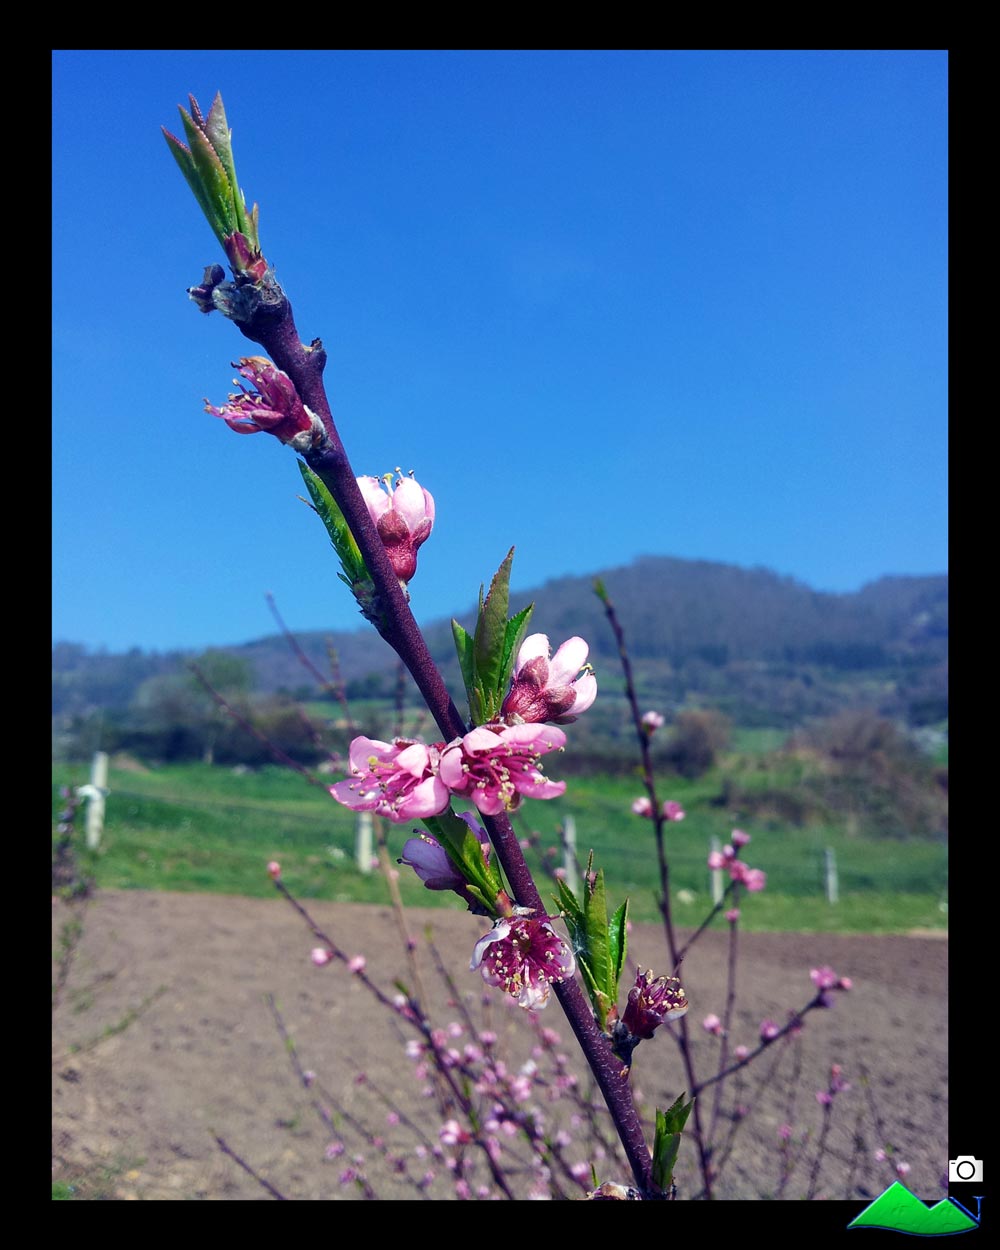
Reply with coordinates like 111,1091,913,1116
848,1182,982,1236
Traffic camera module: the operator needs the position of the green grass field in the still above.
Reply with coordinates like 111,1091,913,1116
52,760,947,933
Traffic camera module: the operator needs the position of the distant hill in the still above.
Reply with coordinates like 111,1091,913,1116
53,556,947,731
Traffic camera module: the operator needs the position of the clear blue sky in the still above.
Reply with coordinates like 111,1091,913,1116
53,50,947,654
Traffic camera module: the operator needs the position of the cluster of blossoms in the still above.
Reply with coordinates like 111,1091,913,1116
331,634,595,822
208,360,436,585
631,796,685,821
816,1062,851,1106
874,1148,911,1179
707,829,767,892
331,722,568,821
809,964,853,1006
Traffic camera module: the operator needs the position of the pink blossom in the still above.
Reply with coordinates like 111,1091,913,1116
816,1090,833,1106
330,736,449,822
895,1161,911,1177
356,471,434,583
439,724,566,816
348,955,366,974
707,850,727,871
205,357,322,448
743,868,767,892
778,1123,793,1141
760,1019,781,1042
500,634,597,725
310,947,333,967
734,1045,750,1061
471,914,576,1010
267,860,282,879
620,969,689,1039
725,908,741,923
702,1013,724,1036
810,966,840,990
662,800,686,821
632,797,654,818
730,860,767,892
731,829,751,847
641,710,664,733
440,1119,472,1146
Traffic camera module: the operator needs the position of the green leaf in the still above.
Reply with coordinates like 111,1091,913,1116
500,601,535,691
651,1095,695,1193
201,92,248,238
178,105,236,243
451,620,476,709
552,877,584,931
297,462,371,591
608,899,629,985
473,548,515,720
422,810,502,907
583,867,613,1001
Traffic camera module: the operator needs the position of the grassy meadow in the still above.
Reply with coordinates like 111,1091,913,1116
52,753,947,934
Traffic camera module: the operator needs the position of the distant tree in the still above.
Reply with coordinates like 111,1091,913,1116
662,708,732,778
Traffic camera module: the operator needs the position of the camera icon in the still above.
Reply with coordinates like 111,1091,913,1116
949,1156,983,1183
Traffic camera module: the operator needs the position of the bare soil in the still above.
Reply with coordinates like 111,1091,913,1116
52,889,947,1201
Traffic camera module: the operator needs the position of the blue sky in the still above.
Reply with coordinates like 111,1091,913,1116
53,50,947,654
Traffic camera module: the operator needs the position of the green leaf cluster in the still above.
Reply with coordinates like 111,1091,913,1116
553,853,628,1032
452,549,534,726
162,92,261,254
651,1094,695,1193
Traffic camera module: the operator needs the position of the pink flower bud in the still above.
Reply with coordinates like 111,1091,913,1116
348,955,367,974
662,800,685,821
267,860,282,879
641,710,664,733
632,797,654,818
357,471,435,583
702,1013,724,1036
501,634,597,725
311,947,333,967
731,828,751,847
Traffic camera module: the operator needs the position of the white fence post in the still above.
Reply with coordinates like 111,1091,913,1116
561,814,579,897
356,810,373,874
710,835,723,905
82,751,109,851
825,847,839,905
